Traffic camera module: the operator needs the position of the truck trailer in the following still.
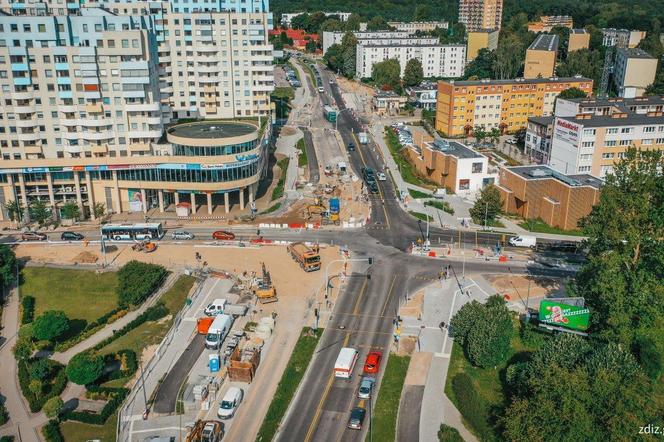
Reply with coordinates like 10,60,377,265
287,242,321,272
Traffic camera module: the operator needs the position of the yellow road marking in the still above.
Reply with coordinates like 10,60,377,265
352,277,369,316
351,132,391,229
380,274,398,317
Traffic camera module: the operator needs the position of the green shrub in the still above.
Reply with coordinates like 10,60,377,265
0,401,8,425
91,303,169,351
66,352,104,385
29,358,51,381
0,436,15,442
103,349,138,382
42,419,64,442
438,424,463,442
21,295,35,323
18,359,67,412
117,261,167,306
425,199,455,215
43,396,64,418
32,310,70,341
451,373,492,436
61,386,129,425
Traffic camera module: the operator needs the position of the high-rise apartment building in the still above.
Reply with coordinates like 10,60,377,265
458,0,503,32
612,48,658,98
0,0,274,219
527,15,573,33
435,76,593,136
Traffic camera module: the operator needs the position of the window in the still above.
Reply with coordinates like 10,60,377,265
604,140,617,147
601,153,614,159
642,139,653,145
644,126,655,133
581,141,595,148
471,162,483,173
578,166,591,172
583,128,596,135
458,179,470,190
580,154,593,161
620,127,632,134
607,128,618,134
619,140,630,146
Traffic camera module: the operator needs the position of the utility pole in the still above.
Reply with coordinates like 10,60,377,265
140,362,149,419
484,202,488,230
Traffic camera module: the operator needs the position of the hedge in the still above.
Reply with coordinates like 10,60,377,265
438,424,464,442
451,373,492,437
61,386,129,425
91,303,168,352
0,436,15,442
18,359,68,412
42,419,64,442
54,306,128,352
117,261,167,306
21,295,35,324
0,400,8,425
103,349,138,382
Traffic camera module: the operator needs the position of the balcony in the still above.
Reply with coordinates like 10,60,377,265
80,118,111,128
63,131,80,140
198,77,220,84
128,142,151,153
123,90,146,99
80,130,114,141
17,132,41,142
16,118,38,128
85,103,103,113
15,104,36,114
13,90,34,100
125,102,161,112
24,145,43,155
59,104,77,113
90,144,108,154
127,129,162,139
158,55,172,63
197,65,220,74
65,144,82,154
84,91,101,100
196,46,218,53
59,118,78,126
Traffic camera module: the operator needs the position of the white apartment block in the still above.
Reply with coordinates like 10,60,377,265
356,43,465,79
387,21,449,32
549,112,664,177
281,11,351,28
322,30,412,53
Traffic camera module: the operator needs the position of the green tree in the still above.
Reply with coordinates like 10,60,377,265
43,397,64,419
3,200,23,223
305,39,318,53
449,301,485,347
558,87,588,100
469,184,503,225
289,13,308,31
403,58,423,87
465,49,496,79
12,337,33,360
494,32,526,79
93,202,106,219
340,31,358,78
32,311,70,341
66,352,104,385
279,31,293,47
549,26,571,59
28,379,42,396
555,48,603,85
437,424,463,442
645,69,664,95
0,244,17,287
575,148,664,347
488,127,501,144
60,200,81,220
345,13,361,32
413,5,431,21
28,199,50,226
324,43,344,72
366,16,390,31
473,126,487,144
372,58,401,92
29,358,51,381
319,18,343,32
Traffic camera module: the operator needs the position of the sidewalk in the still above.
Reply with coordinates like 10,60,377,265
51,272,180,364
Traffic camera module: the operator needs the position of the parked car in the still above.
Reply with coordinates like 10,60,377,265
358,376,376,399
347,407,366,430
217,387,244,419
363,351,382,374
61,231,84,241
171,230,194,240
377,172,387,181
212,230,235,240
22,231,47,241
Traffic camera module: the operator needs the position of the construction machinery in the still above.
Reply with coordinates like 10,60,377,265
131,239,157,253
303,197,327,220
185,420,224,442
288,242,321,272
254,262,277,304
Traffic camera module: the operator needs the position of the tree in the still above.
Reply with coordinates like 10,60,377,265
469,184,503,225
305,39,318,53
12,337,33,360
549,26,571,59
371,58,401,92
289,13,308,31
32,310,70,341
324,43,344,72
93,202,106,219
413,5,431,21
403,58,423,87
3,200,23,223
345,13,361,32
449,301,485,347
645,69,664,95
494,31,527,79
28,379,42,396
0,244,17,288
319,18,343,33
43,397,64,419
366,16,390,31
488,127,501,144
558,87,588,100
30,358,51,381
556,49,603,85
29,199,50,226
473,126,487,144
575,148,664,347
465,49,496,79
66,352,104,385
340,31,358,78
279,31,293,47
60,200,80,220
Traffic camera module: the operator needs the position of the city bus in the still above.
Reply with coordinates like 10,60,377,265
323,105,337,122
101,223,165,241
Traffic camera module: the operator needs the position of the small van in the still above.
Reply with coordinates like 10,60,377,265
204,299,227,316
508,235,537,248
318,86,324,93
217,387,244,419
334,347,359,379
205,314,233,349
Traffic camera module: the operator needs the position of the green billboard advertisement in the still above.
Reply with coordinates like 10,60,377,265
539,300,590,331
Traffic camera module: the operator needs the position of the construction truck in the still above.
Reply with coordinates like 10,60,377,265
254,263,277,303
185,420,224,442
131,239,157,253
303,197,327,220
287,242,321,272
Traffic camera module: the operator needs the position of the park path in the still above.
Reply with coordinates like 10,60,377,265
52,272,180,364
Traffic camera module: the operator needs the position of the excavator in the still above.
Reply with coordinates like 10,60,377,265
185,420,224,442
302,197,327,220
254,262,277,303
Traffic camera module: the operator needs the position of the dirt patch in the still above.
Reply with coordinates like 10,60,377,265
484,274,566,303
281,126,296,136
400,291,424,319
396,336,417,356
72,250,99,264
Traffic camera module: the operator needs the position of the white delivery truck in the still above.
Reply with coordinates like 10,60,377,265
334,347,359,379
205,314,233,349
508,235,537,248
358,132,368,145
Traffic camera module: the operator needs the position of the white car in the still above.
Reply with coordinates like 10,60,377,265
217,387,244,419
171,230,194,240
377,172,387,181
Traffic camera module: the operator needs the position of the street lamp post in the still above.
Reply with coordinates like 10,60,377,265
324,257,374,300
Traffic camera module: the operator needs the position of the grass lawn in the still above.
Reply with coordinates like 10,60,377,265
256,328,322,442
21,267,118,323
372,354,411,442
271,158,290,201
408,189,431,199
408,211,430,222
296,137,308,167
425,199,455,215
384,127,438,190
98,275,195,358
60,411,117,442
518,218,585,236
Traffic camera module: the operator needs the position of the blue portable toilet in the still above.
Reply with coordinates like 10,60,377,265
329,198,340,214
209,353,220,373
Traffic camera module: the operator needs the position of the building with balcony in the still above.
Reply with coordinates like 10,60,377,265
322,30,413,53
435,76,594,136
459,0,503,32
524,116,554,164
281,11,351,28
524,34,559,79
527,16,573,33
601,28,647,48
387,21,449,33
612,48,658,98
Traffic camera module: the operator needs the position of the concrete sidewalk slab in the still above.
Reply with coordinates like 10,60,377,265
404,351,432,386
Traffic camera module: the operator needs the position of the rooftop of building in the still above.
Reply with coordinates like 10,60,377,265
528,115,555,126
407,82,438,91
359,41,462,48
506,165,603,189
562,95,664,106
617,47,655,59
167,120,257,139
468,28,500,34
529,34,559,51
559,112,664,127
424,139,483,159
444,76,592,87
571,28,588,34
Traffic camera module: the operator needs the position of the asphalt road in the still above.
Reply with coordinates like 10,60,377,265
300,127,320,184
397,385,425,442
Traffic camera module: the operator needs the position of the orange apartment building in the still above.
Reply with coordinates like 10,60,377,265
435,77,594,137
524,34,559,79
497,165,602,230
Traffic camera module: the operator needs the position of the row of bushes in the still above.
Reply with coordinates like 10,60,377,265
42,419,63,442
451,373,492,437
18,359,68,413
21,295,35,323
0,400,8,425
91,303,168,352
62,386,129,425
117,261,168,307
54,306,128,352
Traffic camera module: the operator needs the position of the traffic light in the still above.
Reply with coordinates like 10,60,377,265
368,257,373,265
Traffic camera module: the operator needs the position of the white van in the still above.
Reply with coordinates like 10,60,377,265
334,347,359,379
204,298,227,316
508,235,537,248
205,314,233,349
217,387,244,419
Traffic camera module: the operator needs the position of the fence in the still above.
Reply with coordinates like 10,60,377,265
116,275,207,442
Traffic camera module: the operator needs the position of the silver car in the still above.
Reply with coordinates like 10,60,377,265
171,230,194,240
358,376,375,399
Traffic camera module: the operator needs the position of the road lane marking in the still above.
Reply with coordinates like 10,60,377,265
351,132,391,230
380,275,398,317
352,277,369,316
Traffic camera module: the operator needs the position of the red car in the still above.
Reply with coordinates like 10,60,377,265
212,230,236,241
363,351,382,374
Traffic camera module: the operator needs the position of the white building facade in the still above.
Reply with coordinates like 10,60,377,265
356,43,465,79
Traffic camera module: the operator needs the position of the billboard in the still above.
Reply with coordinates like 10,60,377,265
554,118,580,145
539,299,590,331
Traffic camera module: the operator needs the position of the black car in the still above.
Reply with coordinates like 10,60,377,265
347,407,366,430
368,182,379,193
347,142,356,151
61,231,84,241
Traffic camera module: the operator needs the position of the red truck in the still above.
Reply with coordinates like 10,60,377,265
197,317,215,334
